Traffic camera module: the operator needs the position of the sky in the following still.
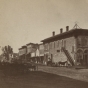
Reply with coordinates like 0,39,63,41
0,0,88,53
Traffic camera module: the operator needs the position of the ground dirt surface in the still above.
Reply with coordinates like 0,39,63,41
0,65,88,88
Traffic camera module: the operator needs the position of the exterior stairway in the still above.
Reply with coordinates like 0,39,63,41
62,47,75,66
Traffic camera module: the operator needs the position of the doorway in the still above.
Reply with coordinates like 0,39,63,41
77,49,83,65
83,50,88,66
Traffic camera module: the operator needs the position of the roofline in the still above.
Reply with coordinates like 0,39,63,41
18,48,22,50
41,28,88,42
19,46,26,50
26,43,38,46
22,46,26,48
41,29,74,42
38,43,43,45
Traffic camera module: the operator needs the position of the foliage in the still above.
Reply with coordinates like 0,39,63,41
2,45,13,60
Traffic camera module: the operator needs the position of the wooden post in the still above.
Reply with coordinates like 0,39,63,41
37,57,38,71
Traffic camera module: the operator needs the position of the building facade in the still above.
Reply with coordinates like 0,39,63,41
39,44,44,64
26,43,34,61
19,46,27,63
18,43,45,64
41,26,88,66
26,43,39,62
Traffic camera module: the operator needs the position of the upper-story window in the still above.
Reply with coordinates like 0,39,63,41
61,40,64,47
49,42,52,49
51,42,53,48
54,41,55,48
77,37,82,47
57,40,59,47
82,37,87,46
64,40,66,49
49,42,55,49
53,42,55,48
39,45,44,50
45,44,46,50
72,46,74,53
77,36,88,47
45,43,49,50
55,41,57,48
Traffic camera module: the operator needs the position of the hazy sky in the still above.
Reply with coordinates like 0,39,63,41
0,0,88,53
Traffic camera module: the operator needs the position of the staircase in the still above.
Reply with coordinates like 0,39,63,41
62,47,75,66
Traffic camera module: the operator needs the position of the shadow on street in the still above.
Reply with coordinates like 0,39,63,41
0,70,88,88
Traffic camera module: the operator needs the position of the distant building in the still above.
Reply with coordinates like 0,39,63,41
12,53,19,59
26,43,38,62
27,43,44,64
39,43,44,64
41,25,88,66
19,46,27,63
19,47,23,57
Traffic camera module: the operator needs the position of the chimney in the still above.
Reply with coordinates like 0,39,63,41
60,28,63,34
52,31,55,36
66,26,69,32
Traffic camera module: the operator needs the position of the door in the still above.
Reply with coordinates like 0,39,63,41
83,50,88,66
51,54,53,62
77,49,83,65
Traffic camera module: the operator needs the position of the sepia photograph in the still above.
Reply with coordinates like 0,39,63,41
0,0,88,88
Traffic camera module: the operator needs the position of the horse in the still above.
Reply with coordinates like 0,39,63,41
58,61,67,66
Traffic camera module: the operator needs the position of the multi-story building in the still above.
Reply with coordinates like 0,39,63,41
26,43,38,62
41,25,88,66
26,43,34,61
18,45,27,63
39,44,44,64
29,43,44,64
19,47,23,59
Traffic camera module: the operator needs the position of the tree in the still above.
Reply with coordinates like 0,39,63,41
2,45,13,61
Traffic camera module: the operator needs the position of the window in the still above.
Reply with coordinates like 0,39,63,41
77,37,81,47
45,44,48,50
57,40,59,47
55,41,58,48
72,46,74,53
54,42,55,48
49,42,52,49
64,40,66,49
77,36,88,47
52,42,54,48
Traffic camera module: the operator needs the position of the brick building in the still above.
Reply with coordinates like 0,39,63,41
39,44,44,64
26,43,38,62
41,26,88,66
19,45,27,63
18,43,43,63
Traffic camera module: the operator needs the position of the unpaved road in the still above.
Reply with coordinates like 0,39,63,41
38,65,88,82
